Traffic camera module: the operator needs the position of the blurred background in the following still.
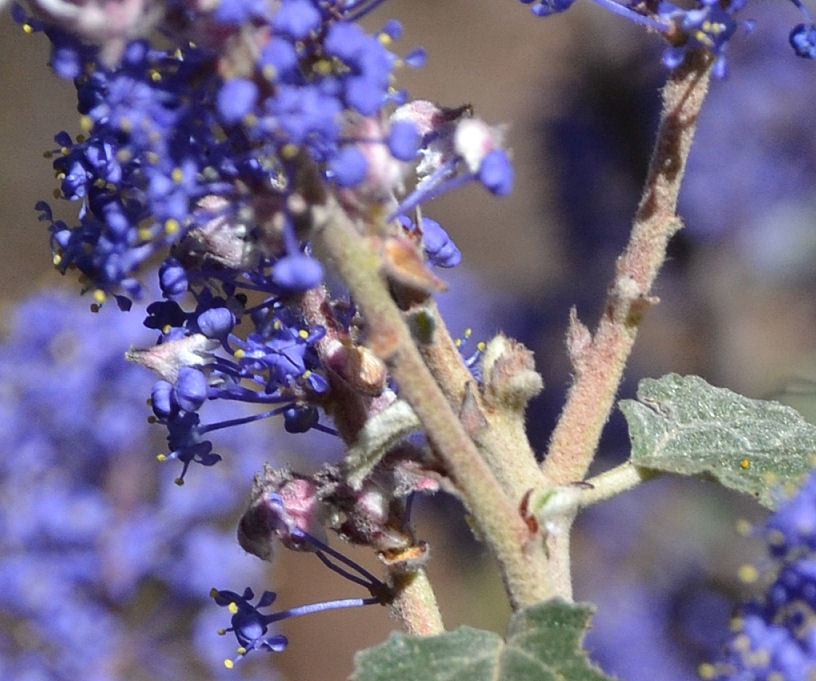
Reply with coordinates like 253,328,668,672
2,1,816,680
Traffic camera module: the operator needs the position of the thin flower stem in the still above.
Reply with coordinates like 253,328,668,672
297,530,383,586
267,596,382,623
311,201,554,609
314,550,379,590
540,49,713,600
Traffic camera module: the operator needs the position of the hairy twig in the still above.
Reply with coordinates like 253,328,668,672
541,48,714,600
543,49,714,486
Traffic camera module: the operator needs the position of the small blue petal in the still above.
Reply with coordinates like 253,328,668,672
328,147,368,187
272,254,324,291
478,150,514,196
217,79,258,124
175,367,208,413
790,23,816,59
387,120,421,161
272,0,321,39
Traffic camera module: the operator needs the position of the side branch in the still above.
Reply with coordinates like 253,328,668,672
312,201,554,609
542,49,713,486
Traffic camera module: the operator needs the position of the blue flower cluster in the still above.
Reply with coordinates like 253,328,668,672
517,0,816,76
0,289,276,681
11,0,512,485
713,472,816,681
128,288,334,483
15,0,509,309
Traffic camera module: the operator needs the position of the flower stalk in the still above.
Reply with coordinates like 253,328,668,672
311,200,554,609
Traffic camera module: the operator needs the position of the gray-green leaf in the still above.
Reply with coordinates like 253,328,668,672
349,600,613,681
620,373,816,508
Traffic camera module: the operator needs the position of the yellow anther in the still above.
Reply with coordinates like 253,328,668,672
302,370,312,379
223,659,234,669
740,458,750,469
22,23,33,33
228,602,239,614
464,328,472,338
93,289,107,304
138,227,153,242
149,69,162,82
234,348,245,359
53,254,62,266
162,324,172,334
119,117,133,133
262,64,278,81
146,151,159,165
56,172,66,181
273,319,282,330
378,33,392,46
281,143,299,160
165,218,180,235
313,58,333,76
698,663,716,680
217,628,227,635
767,528,786,548
80,115,93,132
171,167,184,183
156,453,167,462
477,341,486,352
738,564,759,584
236,647,247,655
454,338,462,347
735,518,753,536
298,329,309,339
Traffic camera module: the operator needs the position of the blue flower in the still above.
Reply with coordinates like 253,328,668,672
211,587,288,667
272,0,322,39
790,23,816,57
713,471,816,681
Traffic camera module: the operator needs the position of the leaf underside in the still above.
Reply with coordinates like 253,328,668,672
620,373,816,509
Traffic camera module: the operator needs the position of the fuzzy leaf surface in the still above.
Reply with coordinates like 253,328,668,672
620,373,816,508
349,600,612,681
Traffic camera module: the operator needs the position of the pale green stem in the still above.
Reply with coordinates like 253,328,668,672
532,461,656,522
311,202,553,609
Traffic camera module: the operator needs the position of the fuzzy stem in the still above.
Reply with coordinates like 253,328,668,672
388,565,445,635
532,462,657,523
412,300,547,503
540,49,713,601
542,49,713,487
312,202,553,609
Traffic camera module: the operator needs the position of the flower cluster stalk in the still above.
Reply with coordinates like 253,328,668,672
312,201,554,609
